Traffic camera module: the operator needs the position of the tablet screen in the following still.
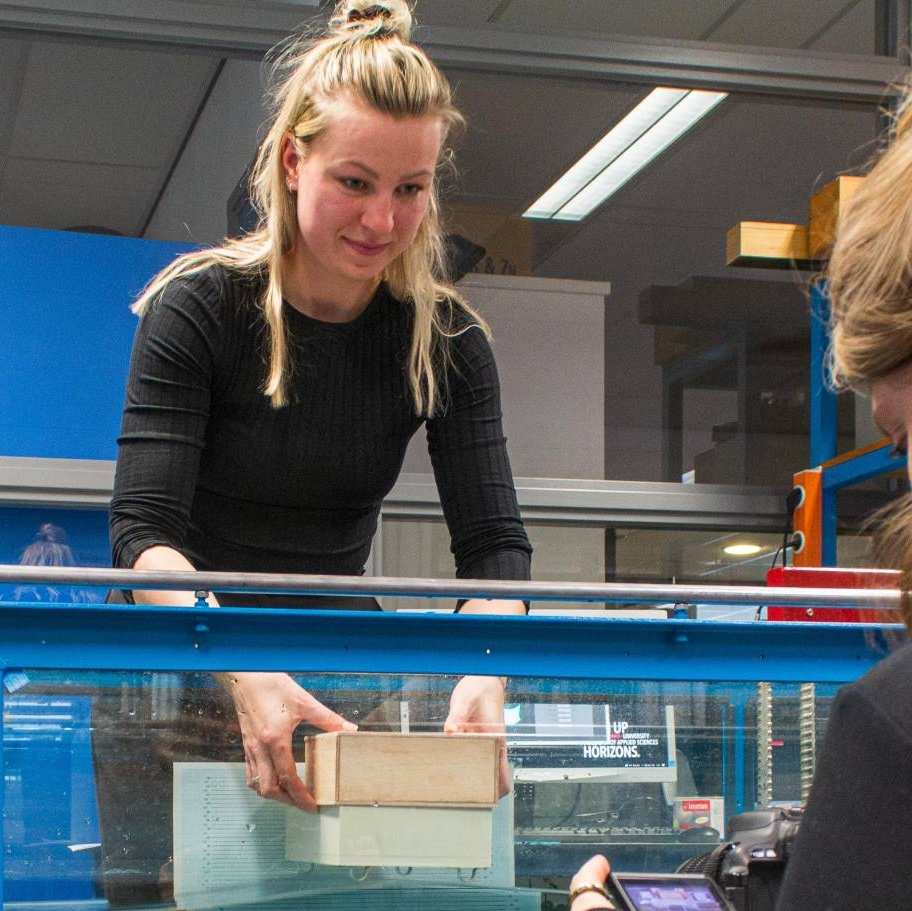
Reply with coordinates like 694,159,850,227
617,876,729,910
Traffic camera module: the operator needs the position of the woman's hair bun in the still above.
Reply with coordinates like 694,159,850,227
329,0,412,42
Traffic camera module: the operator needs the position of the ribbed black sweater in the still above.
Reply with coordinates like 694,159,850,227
109,265,531,598
776,642,912,910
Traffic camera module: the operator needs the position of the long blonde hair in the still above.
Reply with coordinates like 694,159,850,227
829,79,912,389
133,0,489,413
828,77,912,627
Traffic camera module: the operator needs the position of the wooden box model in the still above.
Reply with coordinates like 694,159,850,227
304,732,500,807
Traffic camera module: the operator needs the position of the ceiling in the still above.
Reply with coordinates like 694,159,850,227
0,0,885,277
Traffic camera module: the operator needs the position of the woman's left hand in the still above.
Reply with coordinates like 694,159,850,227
444,674,511,797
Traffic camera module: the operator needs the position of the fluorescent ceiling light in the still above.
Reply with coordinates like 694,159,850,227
723,543,763,557
524,87,727,222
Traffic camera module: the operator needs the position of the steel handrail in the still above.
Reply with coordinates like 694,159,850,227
0,564,901,611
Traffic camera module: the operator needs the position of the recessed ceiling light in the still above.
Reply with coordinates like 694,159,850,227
723,543,763,557
523,87,727,222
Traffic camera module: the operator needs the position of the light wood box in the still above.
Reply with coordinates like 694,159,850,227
304,732,499,807
725,221,809,267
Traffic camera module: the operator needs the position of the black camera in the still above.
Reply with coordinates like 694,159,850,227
677,806,804,911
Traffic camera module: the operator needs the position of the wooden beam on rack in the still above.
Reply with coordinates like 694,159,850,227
725,221,817,269
726,176,866,270
808,175,864,258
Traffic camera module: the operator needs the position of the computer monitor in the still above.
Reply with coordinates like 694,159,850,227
506,699,677,784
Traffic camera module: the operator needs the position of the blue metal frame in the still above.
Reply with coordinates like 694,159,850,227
0,597,898,903
819,443,905,565
1,663,5,910
0,602,890,683
808,284,906,564
821,441,904,564
810,283,838,469
823,442,905,491
822,484,839,566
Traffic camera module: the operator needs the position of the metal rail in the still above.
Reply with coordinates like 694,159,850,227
0,564,902,611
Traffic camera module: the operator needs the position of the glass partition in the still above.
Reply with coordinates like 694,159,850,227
3,667,850,908
382,518,789,616
439,73,880,487
0,506,108,604
0,571,894,909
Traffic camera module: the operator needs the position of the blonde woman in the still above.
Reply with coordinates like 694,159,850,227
772,81,912,911
100,1,530,901
565,83,912,911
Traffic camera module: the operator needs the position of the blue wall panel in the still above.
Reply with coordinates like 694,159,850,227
0,225,195,460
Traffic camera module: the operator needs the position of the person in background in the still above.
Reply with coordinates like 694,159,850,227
567,77,912,911
11,523,97,603
99,0,530,903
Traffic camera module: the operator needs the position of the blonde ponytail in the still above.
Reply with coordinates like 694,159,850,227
133,0,488,413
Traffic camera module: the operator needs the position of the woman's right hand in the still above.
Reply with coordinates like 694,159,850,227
570,855,615,911
222,671,357,811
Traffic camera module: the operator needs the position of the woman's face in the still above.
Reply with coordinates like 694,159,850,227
870,359,912,481
281,95,443,301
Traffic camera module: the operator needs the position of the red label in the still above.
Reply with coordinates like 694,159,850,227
682,800,711,812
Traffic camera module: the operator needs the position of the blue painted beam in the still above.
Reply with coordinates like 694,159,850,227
822,442,905,491
0,603,891,684
822,486,838,566
810,283,838,468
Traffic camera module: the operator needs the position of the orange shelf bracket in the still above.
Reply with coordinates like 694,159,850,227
792,468,822,567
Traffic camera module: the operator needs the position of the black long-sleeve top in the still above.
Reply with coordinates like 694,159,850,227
109,265,531,598
776,641,912,910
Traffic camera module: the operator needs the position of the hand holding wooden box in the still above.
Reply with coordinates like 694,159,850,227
304,731,501,807
289,733,502,868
